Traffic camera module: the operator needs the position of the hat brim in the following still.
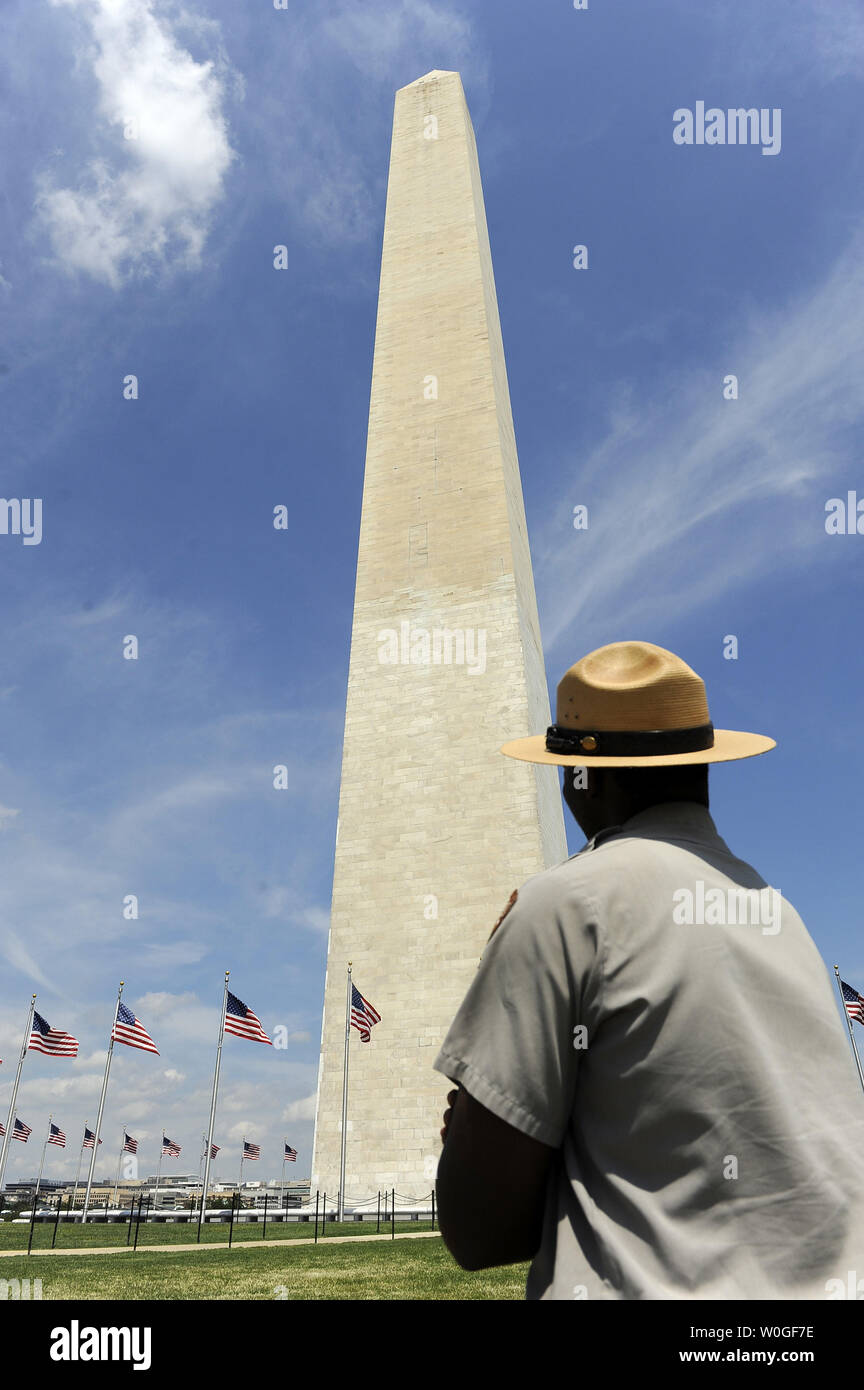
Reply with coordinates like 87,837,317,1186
500,729,776,768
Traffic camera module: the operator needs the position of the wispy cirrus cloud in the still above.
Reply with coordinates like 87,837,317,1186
251,0,488,250
666,0,864,84
36,0,237,287
536,228,864,655
746,0,864,81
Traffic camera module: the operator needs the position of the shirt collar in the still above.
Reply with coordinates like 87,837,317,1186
584,801,730,854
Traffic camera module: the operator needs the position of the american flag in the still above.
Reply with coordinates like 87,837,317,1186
123,1132,138,1155
224,991,272,1046
284,1143,297,1162
162,1137,181,1157
48,1123,66,1148
350,983,381,1042
842,980,864,1026
243,1140,260,1160
13,1118,31,1143
112,1002,159,1055
29,1011,79,1058
209,1143,220,1158
82,1127,102,1149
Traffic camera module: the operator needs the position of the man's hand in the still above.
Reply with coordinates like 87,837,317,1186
440,1087,460,1143
436,1084,555,1271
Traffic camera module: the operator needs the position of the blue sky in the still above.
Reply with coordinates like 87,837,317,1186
1,0,863,1184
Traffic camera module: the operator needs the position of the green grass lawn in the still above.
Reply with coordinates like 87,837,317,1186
0,1217,435,1252
0,1234,528,1300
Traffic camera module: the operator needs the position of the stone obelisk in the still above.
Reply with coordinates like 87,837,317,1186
311,71,567,1201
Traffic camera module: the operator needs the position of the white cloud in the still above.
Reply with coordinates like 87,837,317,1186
37,0,235,287
259,886,330,934
132,991,215,1045
135,990,197,1018
282,1092,317,1123
3,1070,104,1106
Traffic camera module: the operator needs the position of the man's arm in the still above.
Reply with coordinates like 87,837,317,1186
436,1086,556,1272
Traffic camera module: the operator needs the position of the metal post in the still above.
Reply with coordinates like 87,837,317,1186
51,1192,64,1248
262,1191,268,1240
314,1189,319,1244
197,1134,205,1210
377,1189,381,1233
154,1133,164,1214
322,1191,326,1238
391,1188,395,1240
228,1191,236,1248
27,1190,37,1255
431,1187,436,1231
34,1114,52,1203
198,971,230,1244
112,1126,125,1207
82,983,124,1221
133,1194,144,1250
338,963,352,1221
834,966,864,1097
0,995,37,1193
71,1131,86,1216
126,1194,136,1246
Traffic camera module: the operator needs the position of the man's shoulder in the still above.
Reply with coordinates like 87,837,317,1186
515,817,718,903
507,842,613,914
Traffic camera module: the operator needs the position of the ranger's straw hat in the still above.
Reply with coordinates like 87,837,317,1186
501,640,775,768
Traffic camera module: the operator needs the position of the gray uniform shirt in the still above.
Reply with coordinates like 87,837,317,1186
433,801,864,1299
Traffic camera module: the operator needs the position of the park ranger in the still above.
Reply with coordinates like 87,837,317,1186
434,640,864,1299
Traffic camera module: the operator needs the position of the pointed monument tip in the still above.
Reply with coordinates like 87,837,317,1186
400,69,461,90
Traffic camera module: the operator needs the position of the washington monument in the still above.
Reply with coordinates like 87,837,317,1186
310,71,567,1200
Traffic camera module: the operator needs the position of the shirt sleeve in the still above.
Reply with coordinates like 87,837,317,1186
432,871,604,1149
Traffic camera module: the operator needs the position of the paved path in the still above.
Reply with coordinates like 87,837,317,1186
0,1229,441,1259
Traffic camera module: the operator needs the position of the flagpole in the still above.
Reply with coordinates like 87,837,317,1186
82,981,124,1222
71,1129,87,1212
338,961,352,1222
238,1140,245,1194
198,970,229,1239
34,1114,52,1203
112,1126,125,1206
834,965,864,1098
281,1142,286,1211
0,994,37,1192
154,1131,164,1212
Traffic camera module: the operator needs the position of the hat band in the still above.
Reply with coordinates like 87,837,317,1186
545,722,715,757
